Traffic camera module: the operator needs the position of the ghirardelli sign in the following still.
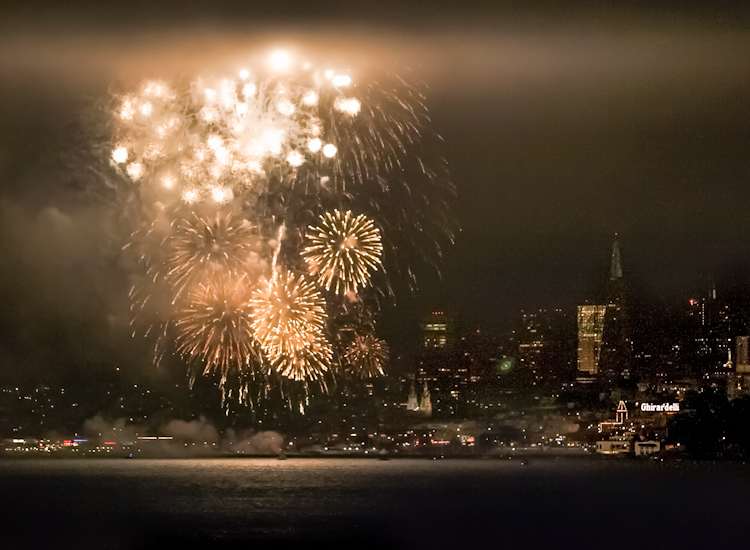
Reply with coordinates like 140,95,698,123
640,402,680,412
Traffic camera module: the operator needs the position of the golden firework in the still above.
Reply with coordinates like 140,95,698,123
303,210,383,295
111,58,365,205
271,329,332,381
166,211,260,298
250,271,330,380
345,334,389,377
175,274,258,380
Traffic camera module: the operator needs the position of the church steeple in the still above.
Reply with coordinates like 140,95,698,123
610,234,623,281
406,380,419,411
420,382,432,417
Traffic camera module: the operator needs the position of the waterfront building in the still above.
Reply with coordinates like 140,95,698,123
634,440,660,457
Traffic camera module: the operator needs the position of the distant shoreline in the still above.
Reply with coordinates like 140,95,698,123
0,451,692,462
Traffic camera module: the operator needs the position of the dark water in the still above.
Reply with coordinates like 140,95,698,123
1,457,748,549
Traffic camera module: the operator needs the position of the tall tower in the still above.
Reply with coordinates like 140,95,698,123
610,236,623,282
599,235,631,381
577,235,631,383
607,234,625,303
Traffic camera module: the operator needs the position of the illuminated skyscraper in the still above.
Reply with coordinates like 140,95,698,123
519,311,545,380
577,305,607,377
423,311,450,348
737,336,750,372
688,280,733,371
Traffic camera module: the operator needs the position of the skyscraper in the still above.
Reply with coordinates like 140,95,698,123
577,305,607,378
420,382,432,417
519,309,574,384
518,310,545,380
599,235,631,381
423,311,450,348
610,237,623,281
689,280,733,371
737,336,750,372
577,235,631,383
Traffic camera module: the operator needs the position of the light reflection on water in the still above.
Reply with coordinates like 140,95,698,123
1,458,750,547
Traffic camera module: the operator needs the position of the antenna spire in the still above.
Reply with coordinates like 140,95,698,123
610,234,622,281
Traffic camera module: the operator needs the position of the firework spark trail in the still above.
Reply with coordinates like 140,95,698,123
270,224,286,278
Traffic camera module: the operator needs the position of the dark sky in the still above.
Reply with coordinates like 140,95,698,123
2,1,750,379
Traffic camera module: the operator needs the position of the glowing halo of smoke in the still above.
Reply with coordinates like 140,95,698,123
345,334,389,378
303,210,383,295
249,270,330,381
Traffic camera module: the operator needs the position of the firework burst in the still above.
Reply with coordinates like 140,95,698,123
271,329,333,382
110,65,349,206
345,334,389,378
250,270,331,380
303,210,383,295
167,211,262,299
175,274,258,380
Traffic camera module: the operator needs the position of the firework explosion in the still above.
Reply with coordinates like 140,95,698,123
110,50,454,403
175,274,257,377
303,210,383,295
345,334,389,378
250,270,330,381
167,211,261,299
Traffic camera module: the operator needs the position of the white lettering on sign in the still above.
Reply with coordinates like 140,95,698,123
640,403,680,412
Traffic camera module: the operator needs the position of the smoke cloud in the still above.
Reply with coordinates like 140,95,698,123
83,414,284,457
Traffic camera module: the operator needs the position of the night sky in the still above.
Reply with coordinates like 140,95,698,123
2,1,750,380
